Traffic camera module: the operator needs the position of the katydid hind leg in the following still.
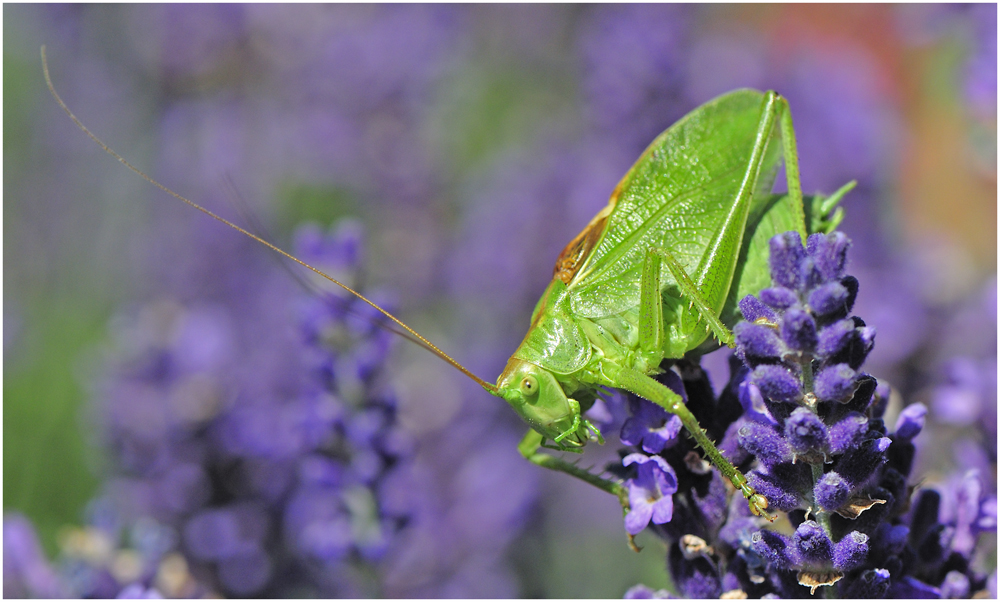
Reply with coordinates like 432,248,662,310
651,246,735,348
638,249,665,354
608,364,775,521
775,94,807,237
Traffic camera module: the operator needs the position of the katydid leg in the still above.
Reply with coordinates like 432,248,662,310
606,363,775,521
644,247,735,348
518,429,628,509
775,94,806,235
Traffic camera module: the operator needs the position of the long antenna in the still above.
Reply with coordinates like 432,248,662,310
41,45,498,394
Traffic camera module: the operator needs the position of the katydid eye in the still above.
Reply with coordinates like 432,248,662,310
520,375,539,395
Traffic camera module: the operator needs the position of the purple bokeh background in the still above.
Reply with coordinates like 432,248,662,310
5,4,995,597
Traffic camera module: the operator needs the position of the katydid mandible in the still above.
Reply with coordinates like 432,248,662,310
44,47,849,524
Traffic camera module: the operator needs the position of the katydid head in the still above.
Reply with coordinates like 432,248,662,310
495,358,589,448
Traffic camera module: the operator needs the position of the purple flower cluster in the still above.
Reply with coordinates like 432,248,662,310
620,232,996,598
86,221,409,597
4,499,206,598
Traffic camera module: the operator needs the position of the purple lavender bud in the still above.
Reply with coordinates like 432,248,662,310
668,543,722,599
814,363,857,403
840,275,859,314
784,408,828,455
759,286,799,310
808,281,850,318
884,524,910,555
814,471,851,511
793,520,833,564
739,420,791,466
816,318,855,358
870,382,891,418
116,583,163,598
834,437,891,487
832,531,868,571
623,584,670,599
218,546,272,596
940,571,971,599
855,326,876,366
769,232,808,290
806,232,851,280
183,509,243,561
751,365,802,403
780,307,818,352
739,294,777,322
734,322,783,360
844,568,890,599
889,576,941,598
751,529,798,569
719,420,752,466
737,380,778,426
840,374,878,416
799,256,824,291
3,514,67,598
691,474,730,533
893,403,927,440
827,412,868,454
747,468,803,512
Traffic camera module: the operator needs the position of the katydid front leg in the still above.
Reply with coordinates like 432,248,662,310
606,364,775,521
517,429,628,510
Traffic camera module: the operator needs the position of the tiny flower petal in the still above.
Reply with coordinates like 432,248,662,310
759,286,799,310
624,500,654,536
893,403,927,440
814,364,857,403
832,531,868,571
623,454,678,535
621,400,683,454
752,365,802,403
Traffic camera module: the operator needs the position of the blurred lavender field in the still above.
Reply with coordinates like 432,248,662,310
4,4,995,598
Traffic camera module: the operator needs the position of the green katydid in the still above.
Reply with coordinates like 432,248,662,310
43,47,850,523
